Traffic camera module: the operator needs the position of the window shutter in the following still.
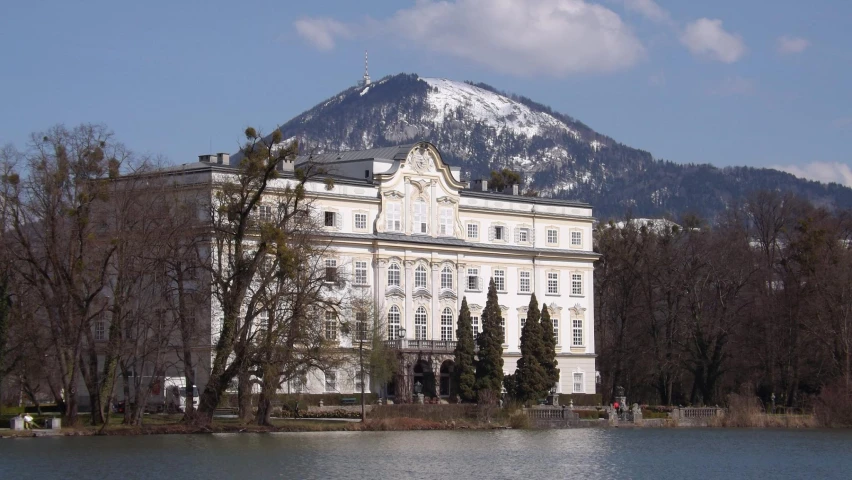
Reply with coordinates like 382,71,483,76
488,226,495,241
514,228,519,243
335,212,341,228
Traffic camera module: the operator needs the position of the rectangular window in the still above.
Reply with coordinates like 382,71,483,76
547,229,558,245
324,211,336,227
354,213,367,230
325,371,337,392
493,269,505,292
414,201,428,234
355,370,364,392
520,317,526,333
324,259,338,283
292,376,306,393
415,266,427,288
324,311,337,340
494,226,505,240
547,272,559,295
573,373,584,393
500,317,506,341
571,230,582,247
518,228,529,243
467,223,478,239
572,318,583,346
467,268,479,291
356,311,368,342
519,271,531,293
355,261,368,285
571,273,583,296
439,207,453,235
471,316,480,337
95,321,106,341
386,203,402,232
553,318,560,343
259,205,273,223
441,267,453,289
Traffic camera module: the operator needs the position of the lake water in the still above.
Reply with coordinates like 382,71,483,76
1,429,851,479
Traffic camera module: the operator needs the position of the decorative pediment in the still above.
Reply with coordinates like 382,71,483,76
436,196,458,205
469,304,482,311
516,306,529,313
499,305,509,313
407,145,435,173
439,290,458,301
569,303,586,316
383,190,404,199
412,289,432,300
385,287,405,299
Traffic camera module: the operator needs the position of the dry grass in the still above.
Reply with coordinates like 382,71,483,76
709,393,817,428
507,411,531,429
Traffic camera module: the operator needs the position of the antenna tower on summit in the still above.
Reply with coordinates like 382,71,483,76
361,50,371,86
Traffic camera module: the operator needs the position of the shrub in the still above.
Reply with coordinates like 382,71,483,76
814,381,852,427
508,411,530,429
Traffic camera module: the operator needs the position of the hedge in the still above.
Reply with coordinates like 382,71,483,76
557,394,602,406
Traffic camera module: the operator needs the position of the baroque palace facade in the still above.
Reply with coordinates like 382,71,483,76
181,141,597,401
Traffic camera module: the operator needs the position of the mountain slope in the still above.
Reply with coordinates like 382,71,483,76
275,73,852,220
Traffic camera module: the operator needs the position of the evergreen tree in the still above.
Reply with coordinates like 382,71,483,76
475,279,504,397
452,297,477,402
513,294,549,402
540,305,560,390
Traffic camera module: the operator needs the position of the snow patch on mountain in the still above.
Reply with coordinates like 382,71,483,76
422,78,577,139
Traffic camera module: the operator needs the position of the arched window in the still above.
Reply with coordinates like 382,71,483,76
415,264,427,289
388,305,401,340
387,263,401,287
441,266,453,289
441,307,454,341
413,198,428,234
415,307,427,340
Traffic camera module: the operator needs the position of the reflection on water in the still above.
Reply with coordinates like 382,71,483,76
1,429,850,480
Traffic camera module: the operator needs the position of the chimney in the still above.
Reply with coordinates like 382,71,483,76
276,158,295,173
216,153,230,165
198,154,214,163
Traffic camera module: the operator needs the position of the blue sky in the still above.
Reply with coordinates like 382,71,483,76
1,1,850,185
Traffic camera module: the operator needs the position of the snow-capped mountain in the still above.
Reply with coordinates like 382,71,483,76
274,73,852,220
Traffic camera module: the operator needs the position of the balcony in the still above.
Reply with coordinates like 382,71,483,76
384,339,457,353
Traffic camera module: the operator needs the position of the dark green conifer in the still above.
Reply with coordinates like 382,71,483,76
475,279,504,397
540,304,560,389
514,294,549,402
452,297,477,402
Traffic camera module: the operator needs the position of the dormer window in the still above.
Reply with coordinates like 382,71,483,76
439,207,453,236
386,203,402,232
413,199,428,234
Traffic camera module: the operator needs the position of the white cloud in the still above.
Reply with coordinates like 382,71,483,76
680,18,746,63
294,0,646,76
773,162,852,187
294,17,351,51
621,0,671,24
776,36,810,54
709,75,754,96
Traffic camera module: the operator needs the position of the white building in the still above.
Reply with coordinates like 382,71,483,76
183,141,598,401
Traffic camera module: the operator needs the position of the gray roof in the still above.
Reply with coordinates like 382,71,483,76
460,190,590,208
295,144,415,165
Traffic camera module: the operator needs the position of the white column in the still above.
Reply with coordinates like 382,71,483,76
404,259,414,339
431,262,441,340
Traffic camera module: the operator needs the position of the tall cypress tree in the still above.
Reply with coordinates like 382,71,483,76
475,278,504,397
453,297,477,402
514,294,549,402
540,304,560,390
